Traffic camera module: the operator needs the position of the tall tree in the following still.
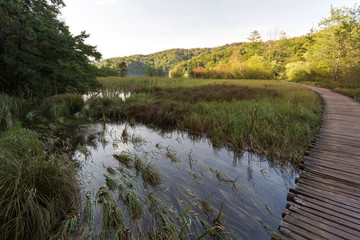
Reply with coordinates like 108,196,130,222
0,0,101,97
248,30,262,42
308,5,360,81
117,61,127,77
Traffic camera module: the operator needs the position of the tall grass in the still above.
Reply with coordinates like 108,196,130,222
0,124,78,240
300,80,360,102
91,77,322,162
0,94,20,130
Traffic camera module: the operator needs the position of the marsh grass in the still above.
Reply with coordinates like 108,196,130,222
0,94,20,130
105,174,119,191
0,125,78,240
96,187,125,237
83,192,93,225
141,163,162,187
124,192,143,219
210,168,239,184
113,153,134,168
93,77,322,163
165,146,180,163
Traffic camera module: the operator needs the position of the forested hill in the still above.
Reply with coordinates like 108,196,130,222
97,5,360,84
95,43,242,76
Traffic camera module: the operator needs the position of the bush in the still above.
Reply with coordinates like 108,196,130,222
169,68,185,78
44,94,84,118
233,55,276,79
285,61,311,81
0,125,78,240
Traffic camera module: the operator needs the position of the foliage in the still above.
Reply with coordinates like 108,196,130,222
0,0,101,97
95,44,242,76
145,65,165,77
285,61,311,81
95,5,360,84
117,61,128,77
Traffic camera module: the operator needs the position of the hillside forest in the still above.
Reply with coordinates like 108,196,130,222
98,5,360,84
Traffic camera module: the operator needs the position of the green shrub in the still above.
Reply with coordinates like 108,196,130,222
233,55,276,79
285,61,311,81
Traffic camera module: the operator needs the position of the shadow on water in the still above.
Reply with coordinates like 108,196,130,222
73,123,298,239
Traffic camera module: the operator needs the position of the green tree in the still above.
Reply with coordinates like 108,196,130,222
117,61,127,77
0,0,101,97
248,30,262,42
307,5,360,81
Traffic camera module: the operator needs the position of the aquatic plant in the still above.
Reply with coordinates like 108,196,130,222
124,192,143,219
105,174,119,191
113,153,133,168
141,163,162,187
165,146,180,163
96,187,125,237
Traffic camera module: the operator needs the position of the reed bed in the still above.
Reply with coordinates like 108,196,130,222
92,77,322,163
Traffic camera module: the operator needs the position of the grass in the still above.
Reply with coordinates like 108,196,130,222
299,80,360,102
141,163,162,187
0,124,78,240
92,76,322,163
0,94,20,130
113,153,134,168
96,187,124,233
124,191,143,219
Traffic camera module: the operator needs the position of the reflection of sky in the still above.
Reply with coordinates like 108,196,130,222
74,123,298,239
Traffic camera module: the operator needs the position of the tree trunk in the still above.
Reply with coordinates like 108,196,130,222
333,42,341,81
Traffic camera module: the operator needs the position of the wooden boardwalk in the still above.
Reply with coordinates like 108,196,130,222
272,85,360,240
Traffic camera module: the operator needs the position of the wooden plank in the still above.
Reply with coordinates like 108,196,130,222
273,82,360,239
279,221,328,240
300,172,360,195
284,212,359,239
297,178,360,200
291,186,360,211
271,231,294,240
288,204,360,232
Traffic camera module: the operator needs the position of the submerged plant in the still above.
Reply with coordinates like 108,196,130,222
96,187,125,237
210,167,239,184
165,146,180,163
113,153,133,168
141,163,162,187
124,192,143,219
105,174,119,191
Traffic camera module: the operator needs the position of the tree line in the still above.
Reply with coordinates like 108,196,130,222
170,5,360,84
0,0,101,98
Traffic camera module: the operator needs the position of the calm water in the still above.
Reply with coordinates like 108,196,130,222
73,123,297,239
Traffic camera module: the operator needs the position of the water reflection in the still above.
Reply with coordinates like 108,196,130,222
73,123,298,239
82,91,131,101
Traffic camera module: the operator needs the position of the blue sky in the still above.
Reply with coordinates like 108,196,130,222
61,0,359,59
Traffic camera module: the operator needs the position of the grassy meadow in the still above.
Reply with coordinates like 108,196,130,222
93,76,322,162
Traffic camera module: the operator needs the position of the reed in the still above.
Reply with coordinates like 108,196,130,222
94,77,322,163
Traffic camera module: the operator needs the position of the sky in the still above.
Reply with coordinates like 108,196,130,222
61,0,359,59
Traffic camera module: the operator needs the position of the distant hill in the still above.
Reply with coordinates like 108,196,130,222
95,43,243,76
